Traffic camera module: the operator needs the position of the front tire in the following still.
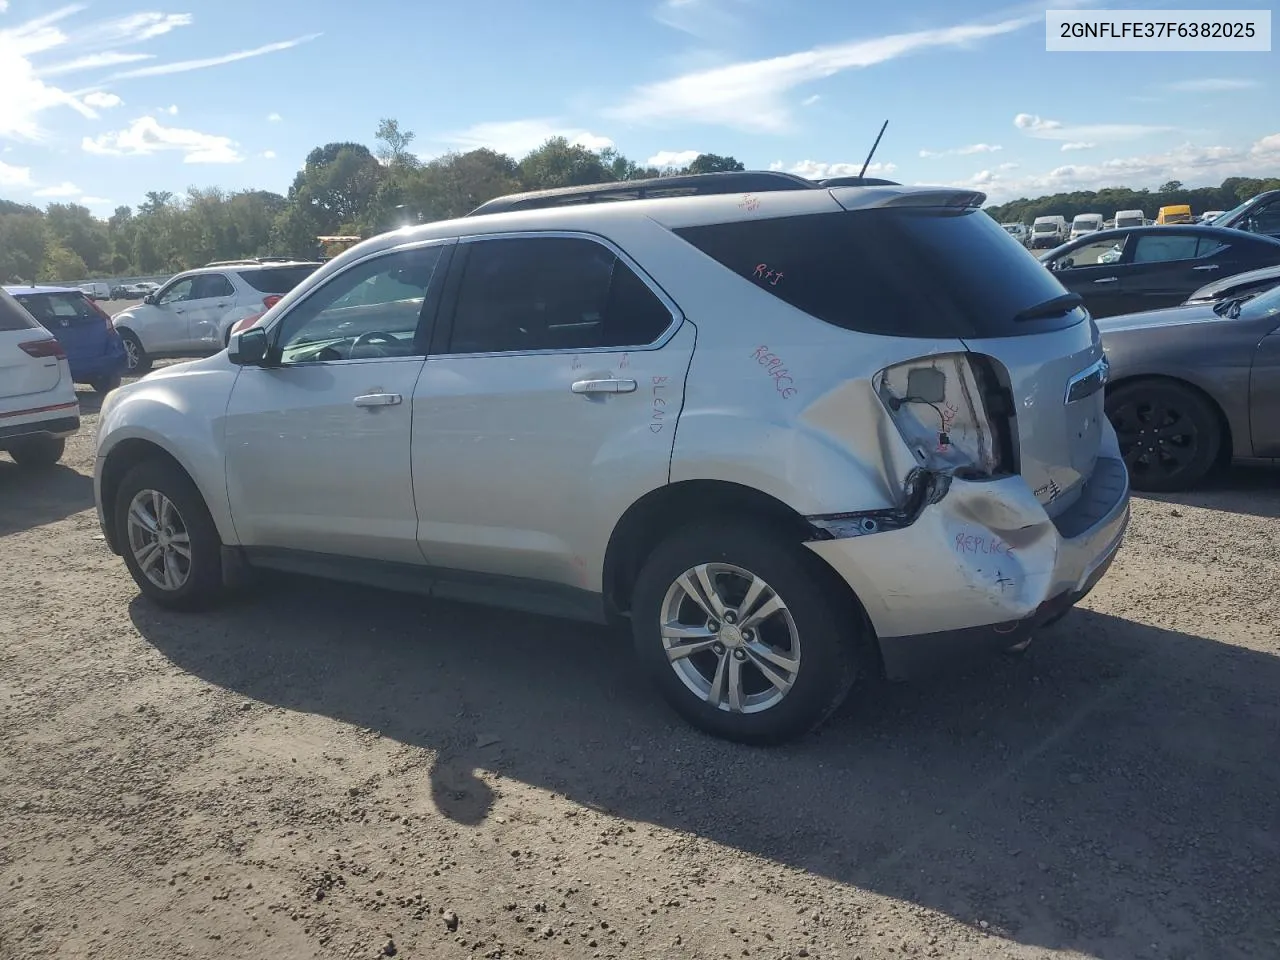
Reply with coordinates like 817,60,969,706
114,459,224,610
119,329,152,376
631,523,860,745
1106,380,1220,492
7,436,65,467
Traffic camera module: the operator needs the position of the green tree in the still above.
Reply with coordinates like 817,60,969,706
44,203,110,273
685,153,745,174
0,213,48,283
375,118,419,169
42,242,88,282
518,137,614,190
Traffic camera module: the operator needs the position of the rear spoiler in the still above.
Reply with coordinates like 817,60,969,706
829,186,987,211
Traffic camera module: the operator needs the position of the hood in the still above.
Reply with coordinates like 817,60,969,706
1094,303,1217,335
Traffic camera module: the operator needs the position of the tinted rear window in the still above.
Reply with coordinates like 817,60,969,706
14,292,100,327
0,289,39,332
236,265,319,294
674,208,1082,339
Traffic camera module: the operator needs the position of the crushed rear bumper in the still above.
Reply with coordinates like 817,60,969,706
805,451,1130,680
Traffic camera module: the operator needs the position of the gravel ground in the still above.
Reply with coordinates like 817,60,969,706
2,378,1278,960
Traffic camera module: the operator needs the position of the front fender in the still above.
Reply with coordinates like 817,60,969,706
96,371,238,545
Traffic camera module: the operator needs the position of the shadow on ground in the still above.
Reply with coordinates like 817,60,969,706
0,461,94,536
1134,463,1280,520
131,580,1280,959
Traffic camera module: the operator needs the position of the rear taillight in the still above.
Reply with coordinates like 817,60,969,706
20,339,66,360
262,295,282,310
875,353,1014,478
84,297,116,335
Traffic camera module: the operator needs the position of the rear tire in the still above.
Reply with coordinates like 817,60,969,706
114,459,224,610
630,522,860,745
90,374,122,395
1106,380,1220,492
7,436,65,467
119,330,152,376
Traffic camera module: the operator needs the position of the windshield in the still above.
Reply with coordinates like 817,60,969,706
1033,223,1056,232
1212,198,1252,224
1238,283,1280,321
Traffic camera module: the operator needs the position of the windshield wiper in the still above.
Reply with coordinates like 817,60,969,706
1212,293,1254,319
1013,292,1084,323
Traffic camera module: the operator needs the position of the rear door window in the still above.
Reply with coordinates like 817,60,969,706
1132,234,1201,263
445,236,674,354
674,208,1083,339
13,292,101,327
236,266,319,294
193,274,235,299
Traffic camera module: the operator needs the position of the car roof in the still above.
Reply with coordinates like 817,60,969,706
316,181,988,273
1061,224,1280,245
2,284,85,295
173,260,320,277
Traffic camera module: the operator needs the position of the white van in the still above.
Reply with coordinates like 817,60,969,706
1000,222,1029,246
1069,213,1104,240
1113,209,1145,229
1030,215,1068,249
79,282,111,301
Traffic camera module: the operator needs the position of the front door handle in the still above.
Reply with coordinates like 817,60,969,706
353,393,403,408
1093,277,1118,284
571,378,637,394
1192,264,1220,272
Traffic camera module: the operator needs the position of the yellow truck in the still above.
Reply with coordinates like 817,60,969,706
1156,204,1193,225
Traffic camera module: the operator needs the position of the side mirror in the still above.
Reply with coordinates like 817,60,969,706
228,326,269,366
144,293,157,305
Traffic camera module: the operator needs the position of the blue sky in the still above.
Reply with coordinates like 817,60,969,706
1,0,1275,214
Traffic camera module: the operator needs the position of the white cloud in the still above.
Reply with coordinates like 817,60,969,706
0,159,32,185
775,159,897,179
108,33,322,80
37,51,153,76
261,150,276,159
952,133,1280,202
82,115,243,163
0,11,98,139
1013,112,1170,143
654,0,749,39
919,142,1002,158
443,119,614,157
82,91,122,109
266,112,282,122
33,181,80,196
997,161,1019,171
1164,77,1260,93
647,149,700,168
82,12,191,45
801,94,821,107
161,104,178,115
1060,141,1094,151
607,15,1034,133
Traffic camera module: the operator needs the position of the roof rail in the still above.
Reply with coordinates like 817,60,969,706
205,258,262,267
466,170,824,217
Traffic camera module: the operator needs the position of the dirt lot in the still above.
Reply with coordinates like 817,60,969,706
2,380,1278,960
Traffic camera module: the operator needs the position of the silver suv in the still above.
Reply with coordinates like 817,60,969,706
93,171,1130,744
111,259,320,374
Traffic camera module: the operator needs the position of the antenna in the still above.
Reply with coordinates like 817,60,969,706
858,119,890,180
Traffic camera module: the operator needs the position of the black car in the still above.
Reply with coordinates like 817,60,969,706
1207,189,1280,241
1039,225,1280,318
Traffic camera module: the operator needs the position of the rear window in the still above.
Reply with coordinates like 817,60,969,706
236,265,319,294
0,289,40,332
13,292,101,327
674,208,1082,339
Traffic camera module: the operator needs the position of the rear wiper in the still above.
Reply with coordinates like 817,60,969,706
1013,292,1084,323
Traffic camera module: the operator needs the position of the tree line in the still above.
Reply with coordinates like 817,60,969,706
2,114,1277,283
0,118,745,284
983,177,1280,226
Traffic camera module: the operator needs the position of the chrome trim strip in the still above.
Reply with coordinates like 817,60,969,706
1065,355,1108,404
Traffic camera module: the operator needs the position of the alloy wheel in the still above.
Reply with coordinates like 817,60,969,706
126,488,192,591
123,337,141,371
1111,397,1199,484
659,563,801,714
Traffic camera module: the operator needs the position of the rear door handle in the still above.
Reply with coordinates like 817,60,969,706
1192,264,1220,272
571,378,637,394
353,393,402,408
1093,277,1118,284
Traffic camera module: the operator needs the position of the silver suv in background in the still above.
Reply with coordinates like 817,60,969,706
93,171,1130,744
111,259,320,374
